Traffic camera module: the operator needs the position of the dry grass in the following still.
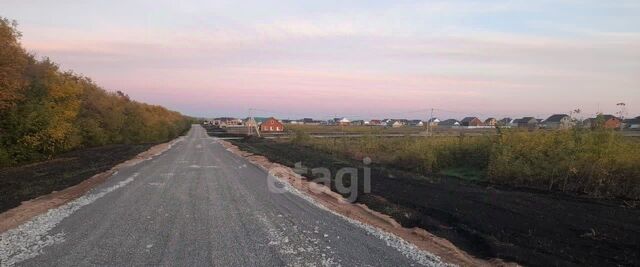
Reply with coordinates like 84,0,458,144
289,129,640,199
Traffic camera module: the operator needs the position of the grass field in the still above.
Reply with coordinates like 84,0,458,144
287,128,640,199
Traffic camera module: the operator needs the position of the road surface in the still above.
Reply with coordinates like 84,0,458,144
1,125,442,266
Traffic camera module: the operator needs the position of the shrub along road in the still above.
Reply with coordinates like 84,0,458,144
0,125,444,266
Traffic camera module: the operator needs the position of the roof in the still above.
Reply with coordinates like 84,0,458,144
264,117,281,123
545,114,569,123
586,115,621,122
215,117,240,121
602,115,619,121
439,119,460,126
484,118,496,122
625,118,640,124
514,117,537,124
461,117,479,123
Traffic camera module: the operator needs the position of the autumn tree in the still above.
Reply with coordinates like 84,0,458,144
0,18,191,166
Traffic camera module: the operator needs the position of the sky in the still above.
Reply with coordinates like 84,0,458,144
1,0,639,120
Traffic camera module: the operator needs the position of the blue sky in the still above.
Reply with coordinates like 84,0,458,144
1,0,639,119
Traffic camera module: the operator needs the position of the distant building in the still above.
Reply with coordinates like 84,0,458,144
369,119,384,126
583,115,622,129
333,117,351,126
408,120,424,127
260,117,285,132
388,120,405,128
439,119,461,128
427,118,440,126
484,118,497,127
623,117,640,129
497,118,512,127
461,117,483,127
385,119,408,127
513,117,539,129
543,114,574,129
301,118,322,125
214,117,243,127
351,120,366,126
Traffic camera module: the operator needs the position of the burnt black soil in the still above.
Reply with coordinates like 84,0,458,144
0,144,154,213
230,137,640,267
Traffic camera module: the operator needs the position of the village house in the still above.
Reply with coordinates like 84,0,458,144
388,119,405,128
368,119,384,126
302,118,322,125
484,118,497,127
601,115,622,129
623,117,640,129
409,120,424,127
543,114,574,129
332,117,351,126
497,118,512,127
213,117,243,127
583,115,622,129
427,118,440,127
351,120,366,126
513,117,539,129
439,119,461,128
461,117,483,127
260,117,285,132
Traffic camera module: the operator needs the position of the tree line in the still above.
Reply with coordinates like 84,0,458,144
0,18,192,166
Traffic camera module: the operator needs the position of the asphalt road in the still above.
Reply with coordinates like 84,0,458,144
1,125,443,267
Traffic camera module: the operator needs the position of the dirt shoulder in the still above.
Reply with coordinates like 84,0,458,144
0,141,177,233
228,137,640,267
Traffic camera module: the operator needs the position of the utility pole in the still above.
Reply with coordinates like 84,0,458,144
247,108,252,136
617,102,627,131
248,108,261,137
427,108,434,137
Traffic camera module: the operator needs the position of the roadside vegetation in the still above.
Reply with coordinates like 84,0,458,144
0,18,192,167
292,128,640,199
